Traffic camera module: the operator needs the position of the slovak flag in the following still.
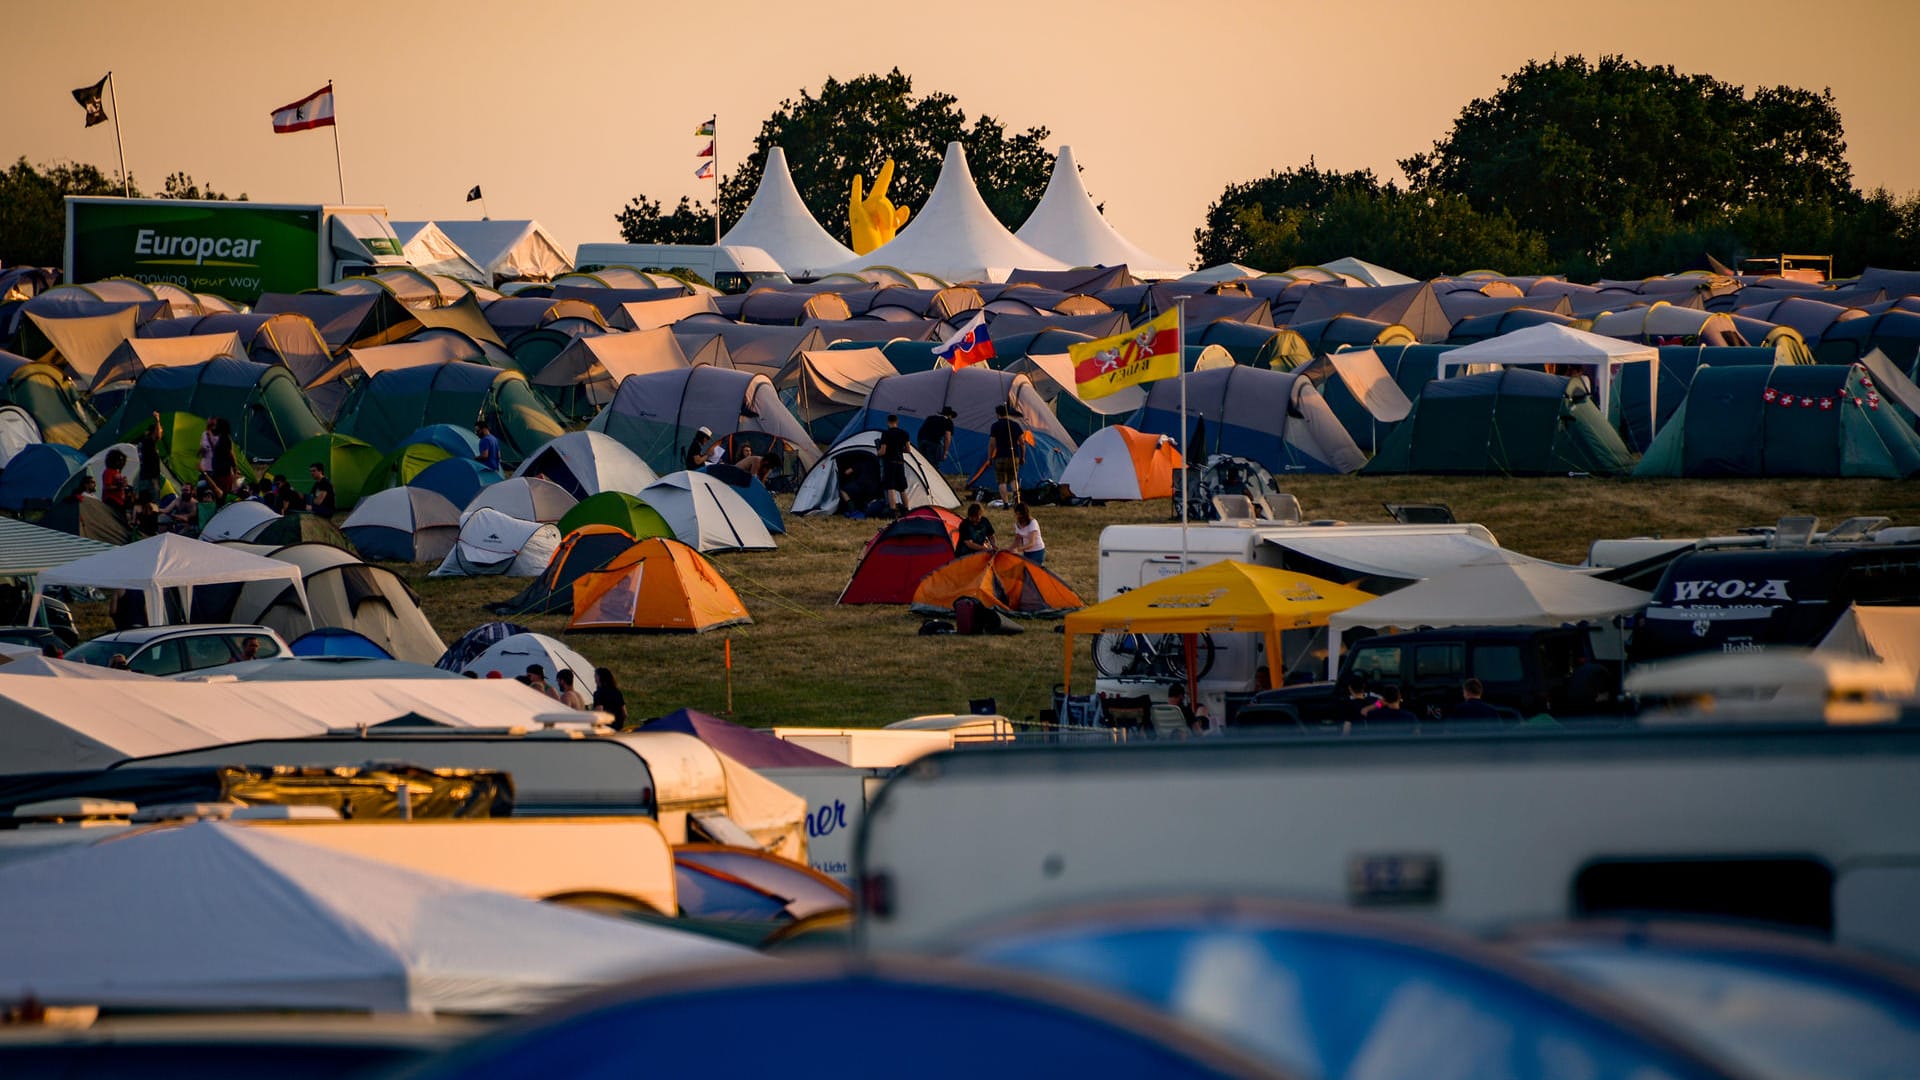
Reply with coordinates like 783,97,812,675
270,84,335,133
935,312,995,369
695,160,714,179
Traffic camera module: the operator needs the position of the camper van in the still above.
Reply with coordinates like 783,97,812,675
572,243,789,294
855,725,1920,958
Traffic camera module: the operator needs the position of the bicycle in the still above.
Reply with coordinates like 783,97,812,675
1091,631,1217,681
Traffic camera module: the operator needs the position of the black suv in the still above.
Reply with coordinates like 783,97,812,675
1244,624,1615,728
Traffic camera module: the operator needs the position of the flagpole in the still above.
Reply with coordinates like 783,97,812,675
1177,298,1189,568
327,81,345,203
711,114,722,245
106,72,129,197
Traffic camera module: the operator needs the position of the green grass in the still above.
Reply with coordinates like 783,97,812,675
403,476,1920,730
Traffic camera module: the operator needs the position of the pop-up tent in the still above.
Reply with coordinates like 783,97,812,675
1062,561,1373,692
513,430,659,500
640,472,776,552
431,508,560,577
567,537,752,634
340,486,462,562
1364,368,1635,476
32,533,309,628
1059,426,1184,500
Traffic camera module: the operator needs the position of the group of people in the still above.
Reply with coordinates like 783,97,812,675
461,663,630,728
79,413,338,540
956,500,1045,564
1338,676,1503,730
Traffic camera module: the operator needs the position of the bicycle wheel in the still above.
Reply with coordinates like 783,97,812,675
1162,633,1218,681
1091,633,1139,678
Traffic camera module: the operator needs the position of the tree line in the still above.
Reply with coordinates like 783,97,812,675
0,160,241,269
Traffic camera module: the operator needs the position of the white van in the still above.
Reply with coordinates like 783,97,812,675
572,243,789,294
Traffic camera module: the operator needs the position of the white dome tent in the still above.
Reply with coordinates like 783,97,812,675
340,486,462,562
1014,146,1185,279
459,631,597,693
0,405,42,467
718,146,857,278
199,500,282,542
640,472,776,552
513,431,660,500
791,430,960,516
462,476,578,523
817,142,1066,283
432,508,560,577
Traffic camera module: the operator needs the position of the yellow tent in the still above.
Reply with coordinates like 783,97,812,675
1062,561,1374,690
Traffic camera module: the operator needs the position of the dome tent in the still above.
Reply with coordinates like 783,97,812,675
0,443,86,512
718,146,857,278
1131,366,1366,476
556,491,675,542
340,486,462,562
791,430,960,516
566,537,752,634
463,475,578,524
839,507,962,605
490,524,641,617
409,456,501,510
830,366,1078,493
267,433,384,512
587,365,818,478
432,508,560,577
199,499,282,541
334,362,564,467
640,472,776,552
0,355,94,448
513,430,659,500
1059,426,1184,500
458,631,596,691
910,550,1085,617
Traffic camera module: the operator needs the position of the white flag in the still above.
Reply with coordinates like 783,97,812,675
270,84,335,133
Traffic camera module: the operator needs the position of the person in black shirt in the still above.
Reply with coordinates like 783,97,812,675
592,666,630,728
877,414,911,516
917,406,956,472
308,463,337,519
956,501,995,555
987,405,1024,508
1447,677,1501,722
1368,684,1420,730
135,412,164,499
685,426,716,471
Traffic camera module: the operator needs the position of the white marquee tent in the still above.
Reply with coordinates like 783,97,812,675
1437,322,1658,434
32,533,309,628
433,219,573,284
718,145,857,278
1014,145,1184,279
390,220,491,285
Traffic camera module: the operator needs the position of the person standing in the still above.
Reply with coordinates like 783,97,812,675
592,666,629,728
1009,503,1046,565
100,449,132,515
308,463,336,519
917,406,956,472
474,420,502,473
555,668,591,710
877,414,911,517
956,501,995,556
208,418,238,497
986,404,1024,508
135,412,163,500
199,420,218,491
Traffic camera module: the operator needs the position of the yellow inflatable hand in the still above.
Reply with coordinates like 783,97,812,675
850,159,911,255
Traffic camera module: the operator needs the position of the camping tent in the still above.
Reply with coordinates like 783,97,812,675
340,486,462,562
717,146,857,277
431,508,560,577
0,404,42,467
459,631,596,690
1365,367,1634,476
778,347,898,439
410,456,502,509
1062,562,1373,691
463,476,578,524
0,357,94,447
1290,282,1452,343
647,708,842,767
567,537,752,634
816,142,1065,282
0,822,749,1013
533,328,694,420
334,362,564,466
0,442,85,511
235,558,445,665
556,491,675,542
268,433,384,511
389,220,492,285
433,219,573,284
587,365,819,477
513,430,659,500
491,524,641,616
87,358,326,465
32,533,308,628
791,430,960,516
1633,363,1920,479
199,499,282,541
90,331,246,393
640,472,776,552
830,366,1078,491
1295,348,1416,454
1013,146,1184,279
1131,366,1366,476
1059,426,1184,500
839,507,961,605
1817,605,1920,698
910,550,1085,617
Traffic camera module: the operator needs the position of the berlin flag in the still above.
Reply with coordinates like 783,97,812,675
270,84,335,133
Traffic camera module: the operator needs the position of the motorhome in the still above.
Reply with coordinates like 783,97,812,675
572,243,789,294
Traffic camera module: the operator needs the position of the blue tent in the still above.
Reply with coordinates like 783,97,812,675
702,464,783,534
399,424,482,458
436,621,530,671
0,443,87,511
411,457,502,511
1131,367,1366,475
290,628,394,659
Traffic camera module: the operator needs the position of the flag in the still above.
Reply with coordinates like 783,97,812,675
466,185,483,202
72,75,108,128
697,141,714,158
695,161,714,180
934,312,995,369
270,84,335,133
694,117,714,136
1069,309,1182,401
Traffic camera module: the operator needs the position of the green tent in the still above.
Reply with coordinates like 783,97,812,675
86,358,326,464
268,433,385,510
556,491,674,541
334,361,563,466
1364,368,1634,476
119,411,258,490
1634,364,1920,479
0,359,96,448
252,511,356,552
363,443,454,495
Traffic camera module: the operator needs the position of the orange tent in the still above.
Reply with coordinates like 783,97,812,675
566,536,752,633
1059,425,1184,500
910,550,1085,617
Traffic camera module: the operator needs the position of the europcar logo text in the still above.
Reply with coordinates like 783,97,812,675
133,228,263,266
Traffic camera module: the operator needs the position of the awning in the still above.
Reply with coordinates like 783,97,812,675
1263,533,1572,584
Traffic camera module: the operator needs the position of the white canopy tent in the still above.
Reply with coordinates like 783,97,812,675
1014,145,1185,279
1326,559,1652,675
718,145,856,277
390,220,491,285
0,822,755,1014
31,533,308,628
1436,322,1658,435
817,142,1065,283
433,219,573,284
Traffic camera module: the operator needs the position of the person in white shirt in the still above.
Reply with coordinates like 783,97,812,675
1010,503,1046,565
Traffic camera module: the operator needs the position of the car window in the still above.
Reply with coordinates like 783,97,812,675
181,635,240,671
1349,646,1401,682
1474,644,1526,684
241,636,282,659
129,639,186,676
1414,644,1465,680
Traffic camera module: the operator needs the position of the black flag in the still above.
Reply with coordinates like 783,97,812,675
72,75,108,128
466,185,483,202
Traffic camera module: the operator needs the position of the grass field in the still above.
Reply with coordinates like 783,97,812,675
406,476,1920,730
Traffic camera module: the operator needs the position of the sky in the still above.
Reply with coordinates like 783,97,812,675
9,0,1918,271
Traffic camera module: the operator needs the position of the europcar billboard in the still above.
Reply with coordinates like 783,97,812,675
67,201,322,303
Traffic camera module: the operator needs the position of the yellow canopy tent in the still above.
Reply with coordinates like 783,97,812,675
1062,561,1375,692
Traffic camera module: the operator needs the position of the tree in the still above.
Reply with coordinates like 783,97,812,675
1192,161,1381,268
616,69,1054,249
1401,55,1855,266
157,172,243,201
616,194,716,245
0,157,127,269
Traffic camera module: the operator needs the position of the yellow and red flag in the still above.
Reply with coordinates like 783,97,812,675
1069,309,1182,401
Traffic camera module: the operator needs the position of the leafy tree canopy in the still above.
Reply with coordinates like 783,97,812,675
618,69,1053,247
0,158,243,269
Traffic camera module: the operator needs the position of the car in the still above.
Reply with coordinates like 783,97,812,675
63,625,291,677
0,627,68,656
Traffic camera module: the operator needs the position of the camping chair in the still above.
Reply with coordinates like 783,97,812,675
1149,702,1191,739
1267,493,1303,523
1051,686,1106,729
1211,494,1266,521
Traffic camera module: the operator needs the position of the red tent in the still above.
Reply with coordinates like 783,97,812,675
838,507,961,605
